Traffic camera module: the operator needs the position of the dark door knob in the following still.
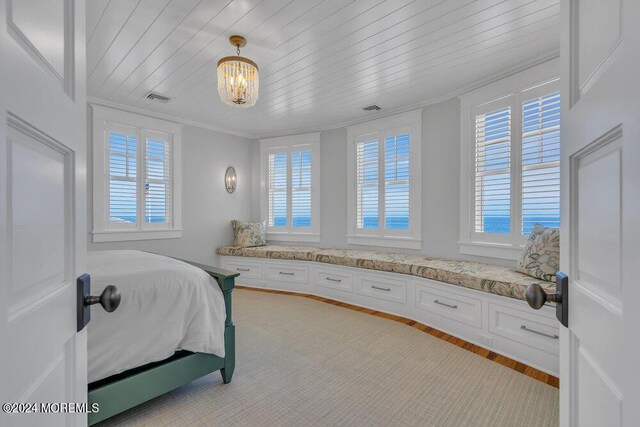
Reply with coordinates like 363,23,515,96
525,283,561,309
85,285,121,312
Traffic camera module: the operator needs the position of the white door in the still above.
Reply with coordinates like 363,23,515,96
559,0,640,426
0,0,87,426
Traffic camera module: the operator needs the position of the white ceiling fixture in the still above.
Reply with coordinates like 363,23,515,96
217,35,259,108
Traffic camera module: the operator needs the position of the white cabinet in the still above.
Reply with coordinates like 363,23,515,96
357,272,408,305
223,258,263,280
265,262,309,285
314,266,354,293
219,255,559,375
415,283,482,328
489,302,560,356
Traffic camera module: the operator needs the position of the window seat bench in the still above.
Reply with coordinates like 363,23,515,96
217,245,559,376
216,245,554,301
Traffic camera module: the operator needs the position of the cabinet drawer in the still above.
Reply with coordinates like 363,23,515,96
224,259,263,280
489,303,559,355
315,267,354,293
265,263,309,284
357,273,407,304
415,284,482,328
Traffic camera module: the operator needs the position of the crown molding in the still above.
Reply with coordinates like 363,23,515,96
254,51,560,139
87,97,258,140
89,51,558,141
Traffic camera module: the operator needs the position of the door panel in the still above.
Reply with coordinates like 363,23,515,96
1,0,86,425
574,0,623,99
574,134,622,307
561,0,640,425
576,344,621,427
7,117,76,418
6,0,74,93
569,284,623,427
8,115,71,302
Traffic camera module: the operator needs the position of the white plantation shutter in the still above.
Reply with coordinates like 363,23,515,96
268,152,288,227
384,134,410,230
107,128,138,224
474,107,512,234
93,106,181,242
105,125,174,229
144,131,171,225
521,92,560,234
461,81,560,254
262,134,320,240
347,110,421,248
356,138,379,229
291,149,311,227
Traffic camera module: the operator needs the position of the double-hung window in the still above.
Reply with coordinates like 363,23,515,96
92,105,182,242
260,133,320,242
347,110,422,249
460,75,559,259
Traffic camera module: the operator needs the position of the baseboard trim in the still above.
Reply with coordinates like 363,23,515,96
236,285,559,388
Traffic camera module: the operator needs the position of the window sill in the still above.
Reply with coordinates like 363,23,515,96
92,229,183,243
266,232,321,243
458,241,524,261
347,235,422,250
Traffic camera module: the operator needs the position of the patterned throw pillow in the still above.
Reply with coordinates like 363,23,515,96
516,224,560,282
231,220,267,248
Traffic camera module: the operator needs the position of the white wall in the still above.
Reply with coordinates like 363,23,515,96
251,98,513,266
88,108,255,266
90,98,511,267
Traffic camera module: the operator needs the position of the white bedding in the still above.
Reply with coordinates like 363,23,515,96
86,250,226,383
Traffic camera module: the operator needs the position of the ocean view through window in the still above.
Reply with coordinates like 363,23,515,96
462,76,560,256
107,131,172,225
267,149,312,229
347,110,422,249
92,104,182,243
260,133,320,242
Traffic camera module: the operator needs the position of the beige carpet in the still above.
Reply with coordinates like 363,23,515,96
100,289,559,426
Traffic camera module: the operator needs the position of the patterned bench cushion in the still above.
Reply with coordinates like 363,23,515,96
216,245,320,262
216,246,555,301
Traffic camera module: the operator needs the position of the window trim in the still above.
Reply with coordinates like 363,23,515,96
346,110,422,250
91,104,182,243
458,60,559,260
259,132,321,243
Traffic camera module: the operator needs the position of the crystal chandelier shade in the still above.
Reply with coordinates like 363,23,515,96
217,36,259,107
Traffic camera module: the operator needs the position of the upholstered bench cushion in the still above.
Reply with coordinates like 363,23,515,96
216,245,320,262
313,249,554,301
216,245,555,301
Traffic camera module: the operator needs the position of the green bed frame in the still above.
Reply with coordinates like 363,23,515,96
87,261,238,425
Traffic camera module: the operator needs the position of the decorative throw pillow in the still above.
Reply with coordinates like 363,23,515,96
516,224,560,282
231,220,267,248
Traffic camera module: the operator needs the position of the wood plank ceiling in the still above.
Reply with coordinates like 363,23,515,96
86,0,560,138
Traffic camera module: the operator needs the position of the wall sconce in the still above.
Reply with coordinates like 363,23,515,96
225,166,237,193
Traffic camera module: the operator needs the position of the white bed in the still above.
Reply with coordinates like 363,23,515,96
86,250,227,383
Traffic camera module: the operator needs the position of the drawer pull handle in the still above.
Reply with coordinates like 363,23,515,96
279,272,295,276
236,268,250,272
326,277,342,282
520,325,559,339
371,285,391,292
434,299,458,309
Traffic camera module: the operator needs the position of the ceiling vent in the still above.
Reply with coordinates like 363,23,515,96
362,104,381,111
146,92,171,103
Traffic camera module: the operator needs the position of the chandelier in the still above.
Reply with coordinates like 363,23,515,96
217,35,259,107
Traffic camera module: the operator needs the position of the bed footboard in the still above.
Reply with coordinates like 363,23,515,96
87,259,238,425
185,261,238,383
